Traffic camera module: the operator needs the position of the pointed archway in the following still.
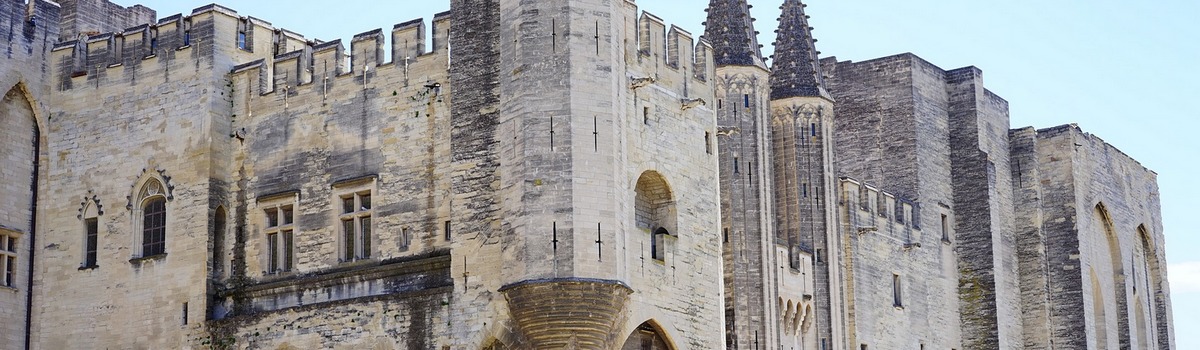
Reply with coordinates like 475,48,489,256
621,320,677,350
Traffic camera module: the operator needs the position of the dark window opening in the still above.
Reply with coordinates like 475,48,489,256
85,218,98,267
183,30,191,46
182,302,189,325
142,198,167,256
723,228,729,243
705,132,712,154
811,123,818,137
652,228,668,261
815,248,823,263
643,107,650,125
444,220,452,241
743,94,750,108
941,214,951,242
400,227,411,249
733,157,739,174
893,274,903,307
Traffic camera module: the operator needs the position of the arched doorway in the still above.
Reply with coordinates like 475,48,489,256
621,321,676,350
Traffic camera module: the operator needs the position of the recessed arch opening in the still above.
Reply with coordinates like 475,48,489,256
621,320,677,350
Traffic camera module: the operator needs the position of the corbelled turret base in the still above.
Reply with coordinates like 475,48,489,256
500,279,634,349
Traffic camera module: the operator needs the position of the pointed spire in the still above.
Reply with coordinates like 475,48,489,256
704,0,765,68
769,0,827,99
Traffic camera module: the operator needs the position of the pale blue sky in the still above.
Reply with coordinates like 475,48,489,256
116,0,1199,347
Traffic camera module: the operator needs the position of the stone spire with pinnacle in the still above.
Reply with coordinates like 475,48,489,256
769,0,828,99
704,0,766,67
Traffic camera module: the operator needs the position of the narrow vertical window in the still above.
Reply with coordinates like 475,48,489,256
815,248,823,263
811,123,818,137
705,132,712,154
733,157,740,174
743,94,750,108
400,227,411,249
84,218,98,268
941,214,951,242
643,106,650,125
892,274,903,307
444,221,452,241
266,232,279,272
723,228,729,243
336,186,374,262
181,302,189,325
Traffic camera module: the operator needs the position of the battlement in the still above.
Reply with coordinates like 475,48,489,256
48,2,454,94
229,12,451,99
622,1,715,86
838,177,920,231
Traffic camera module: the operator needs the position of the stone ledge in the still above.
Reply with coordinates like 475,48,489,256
219,249,452,316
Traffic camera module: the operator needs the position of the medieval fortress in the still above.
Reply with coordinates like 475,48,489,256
0,0,1174,348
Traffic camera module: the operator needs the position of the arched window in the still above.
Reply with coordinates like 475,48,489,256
133,178,169,258
80,197,102,268
635,171,676,262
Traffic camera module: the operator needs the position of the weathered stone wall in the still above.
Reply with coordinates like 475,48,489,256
1011,124,1174,350
716,63,778,350
56,0,154,41
0,1,59,349
824,53,986,350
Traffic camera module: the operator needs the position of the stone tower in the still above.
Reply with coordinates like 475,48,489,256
705,0,779,348
450,0,722,347
767,0,842,349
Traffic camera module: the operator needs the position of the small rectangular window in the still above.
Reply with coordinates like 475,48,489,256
181,302,188,325
237,32,247,50
723,228,729,243
893,274,903,307
5,256,14,287
811,123,818,137
700,131,710,154
400,227,411,249
281,207,293,225
265,208,279,227
342,197,355,214
643,107,650,125
267,233,279,272
815,248,823,263
342,219,355,260
743,94,750,108
444,221,452,241
282,230,294,271
941,214,950,242
361,217,372,259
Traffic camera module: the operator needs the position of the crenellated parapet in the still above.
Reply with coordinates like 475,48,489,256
49,2,453,97
229,12,450,101
621,1,714,92
839,177,924,247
